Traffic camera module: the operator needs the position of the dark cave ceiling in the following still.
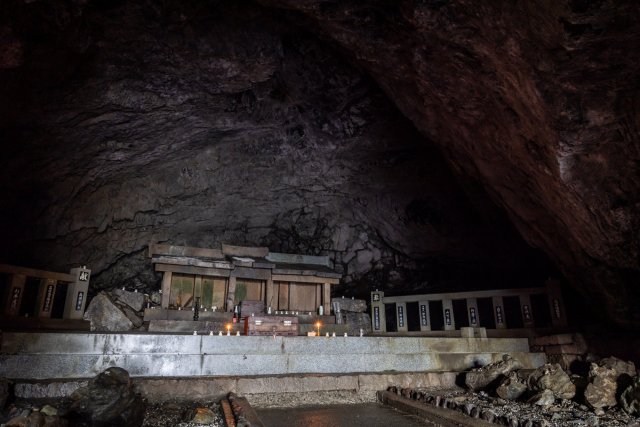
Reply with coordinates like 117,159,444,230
0,0,638,328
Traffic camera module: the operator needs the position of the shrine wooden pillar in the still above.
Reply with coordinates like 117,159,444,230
466,297,480,327
322,283,331,315
37,278,57,318
265,278,275,311
419,300,431,331
442,299,455,331
492,296,506,329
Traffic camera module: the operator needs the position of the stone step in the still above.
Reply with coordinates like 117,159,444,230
0,333,530,354
0,332,545,380
14,372,461,401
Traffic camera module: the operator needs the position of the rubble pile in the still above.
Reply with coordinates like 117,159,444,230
83,289,146,332
388,355,640,426
332,297,372,336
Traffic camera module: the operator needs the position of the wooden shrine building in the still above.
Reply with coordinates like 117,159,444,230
149,243,342,315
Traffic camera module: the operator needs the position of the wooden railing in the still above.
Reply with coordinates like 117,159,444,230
370,280,567,333
0,264,91,320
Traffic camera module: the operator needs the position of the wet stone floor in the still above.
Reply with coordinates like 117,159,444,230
256,403,434,427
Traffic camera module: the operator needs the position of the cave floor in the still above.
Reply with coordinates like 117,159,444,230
256,403,434,427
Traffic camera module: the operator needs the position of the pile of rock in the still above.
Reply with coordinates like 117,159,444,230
461,354,640,417
387,355,640,426
65,367,146,426
83,289,145,332
331,297,371,336
1,367,146,427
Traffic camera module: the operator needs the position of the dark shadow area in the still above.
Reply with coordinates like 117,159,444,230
385,303,397,332
477,297,495,329
19,277,40,317
51,282,68,319
429,300,444,331
406,301,421,331
531,293,552,328
452,299,469,330
503,296,523,329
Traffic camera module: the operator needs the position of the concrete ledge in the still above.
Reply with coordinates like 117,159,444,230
13,372,461,402
0,333,530,355
0,333,544,380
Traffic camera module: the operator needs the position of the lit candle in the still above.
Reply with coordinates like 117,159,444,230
226,324,231,336
315,321,322,337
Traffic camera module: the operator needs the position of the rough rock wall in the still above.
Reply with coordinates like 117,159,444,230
0,1,551,297
257,0,640,327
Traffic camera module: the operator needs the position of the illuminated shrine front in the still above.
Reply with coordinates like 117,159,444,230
149,243,341,314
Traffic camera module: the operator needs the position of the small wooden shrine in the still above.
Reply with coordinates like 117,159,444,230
148,243,342,316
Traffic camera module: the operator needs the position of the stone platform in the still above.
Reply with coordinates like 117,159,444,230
0,333,545,380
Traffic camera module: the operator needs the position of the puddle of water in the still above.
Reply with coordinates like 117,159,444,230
256,403,434,427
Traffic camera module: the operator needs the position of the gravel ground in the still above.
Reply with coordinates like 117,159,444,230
246,390,377,408
414,389,640,427
141,401,224,427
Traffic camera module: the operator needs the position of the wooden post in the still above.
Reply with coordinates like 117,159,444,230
36,278,57,318
519,294,535,328
161,271,172,309
194,276,203,304
492,296,506,329
442,299,455,331
63,267,91,320
322,283,331,315
371,290,386,332
4,274,26,316
466,298,479,327
419,300,431,331
396,302,408,332
227,276,237,311
265,278,275,311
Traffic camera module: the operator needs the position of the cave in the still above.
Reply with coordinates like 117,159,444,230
2,0,638,330
0,0,639,425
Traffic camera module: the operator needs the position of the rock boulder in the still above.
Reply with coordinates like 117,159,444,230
344,312,372,336
332,298,367,313
83,292,135,332
496,371,527,401
527,363,575,400
465,355,522,391
111,289,145,312
67,367,145,427
599,356,636,378
584,363,619,410
621,376,640,416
